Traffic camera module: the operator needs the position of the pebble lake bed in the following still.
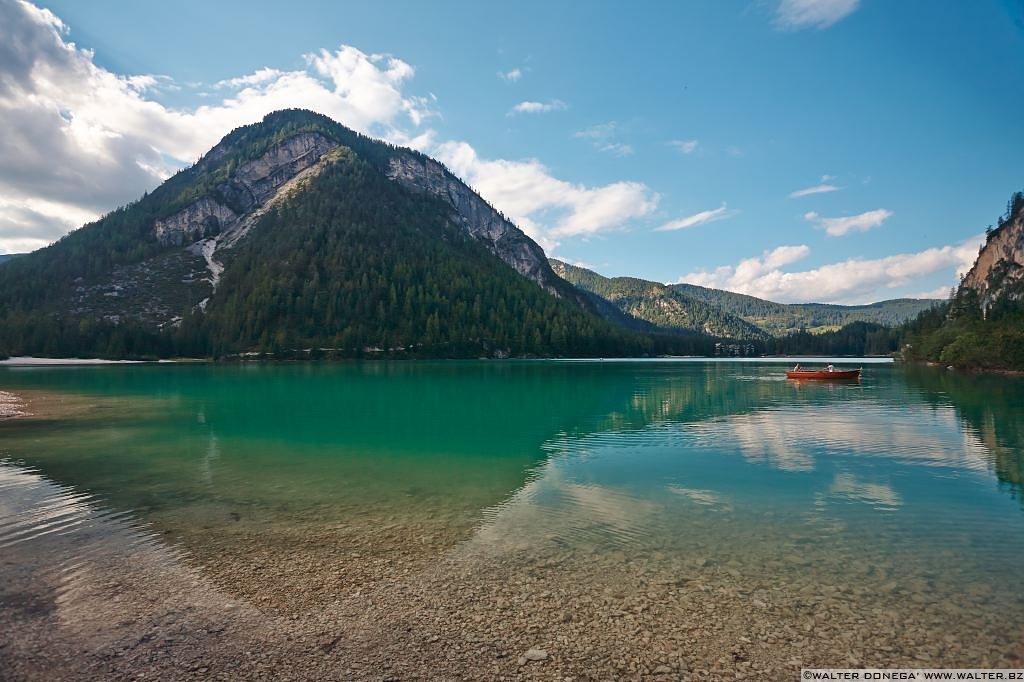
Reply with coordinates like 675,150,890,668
1,359,1023,680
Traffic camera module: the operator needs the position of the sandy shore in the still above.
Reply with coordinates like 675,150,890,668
0,356,153,365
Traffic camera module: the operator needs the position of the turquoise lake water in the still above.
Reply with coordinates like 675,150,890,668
1,359,1023,671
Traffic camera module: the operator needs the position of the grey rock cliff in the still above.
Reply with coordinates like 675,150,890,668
386,152,567,296
961,204,1024,313
154,132,338,246
154,197,237,247
226,132,338,210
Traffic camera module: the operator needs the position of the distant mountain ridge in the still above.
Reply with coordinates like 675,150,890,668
550,260,768,339
670,282,941,336
551,259,941,339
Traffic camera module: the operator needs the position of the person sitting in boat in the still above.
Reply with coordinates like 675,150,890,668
792,363,801,371
826,364,835,372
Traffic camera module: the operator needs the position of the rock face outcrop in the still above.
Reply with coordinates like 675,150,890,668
154,197,237,247
961,200,1024,314
386,152,566,296
227,132,338,210
154,133,338,246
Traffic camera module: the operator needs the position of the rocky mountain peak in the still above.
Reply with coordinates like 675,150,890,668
960,192,1024,314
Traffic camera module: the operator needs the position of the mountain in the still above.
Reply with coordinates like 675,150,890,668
901,191,1024,370
0,109,708,359
670,283,940,336
0,254,25,264
550,260,767,339
551,259,940,339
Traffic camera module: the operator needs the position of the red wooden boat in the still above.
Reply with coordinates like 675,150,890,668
785,368,861,380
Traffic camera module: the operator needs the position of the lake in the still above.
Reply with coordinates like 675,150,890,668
1,359,1022,680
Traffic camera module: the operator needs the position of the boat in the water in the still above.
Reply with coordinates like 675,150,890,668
785,368,861,380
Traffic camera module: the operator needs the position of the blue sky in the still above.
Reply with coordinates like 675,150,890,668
2,0,1022,303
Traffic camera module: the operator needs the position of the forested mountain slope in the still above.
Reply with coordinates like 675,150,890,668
0,110,710,359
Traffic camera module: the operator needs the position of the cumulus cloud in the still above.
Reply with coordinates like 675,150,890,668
789,175,842,198
910,285,955,300
434,141,657,249
573,122,633,156
497,68,522,82
0,196,95,253
805,208,893,236
774,0,860,30
678,236,984,304
0,1,657,255
655,204,735,232
669,139,699,154
508,99,567,115
0,0,433,252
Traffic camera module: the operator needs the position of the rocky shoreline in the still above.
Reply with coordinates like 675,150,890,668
0,390,27,419
3,468,1022,682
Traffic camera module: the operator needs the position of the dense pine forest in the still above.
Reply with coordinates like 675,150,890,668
900,296,1024,370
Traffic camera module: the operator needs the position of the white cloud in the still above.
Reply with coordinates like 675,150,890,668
0,195,96,253
655,204,734,232
2,2,655,256
213,68,284,90
774,0,860,30
509,99,567,115
598,142,634,156
678,236,984,304
805,208,892,236
789,175,841,198
434,141,657,249
790,184,839,198
669,139,699,154
497,68,522,83
574,122,633,156
909,286,954,300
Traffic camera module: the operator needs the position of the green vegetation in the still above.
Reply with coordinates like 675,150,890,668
901,299,1024,371
765,321,899,356
900,191,1024,371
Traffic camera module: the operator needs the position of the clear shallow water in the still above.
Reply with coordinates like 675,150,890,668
1,359,1023,671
